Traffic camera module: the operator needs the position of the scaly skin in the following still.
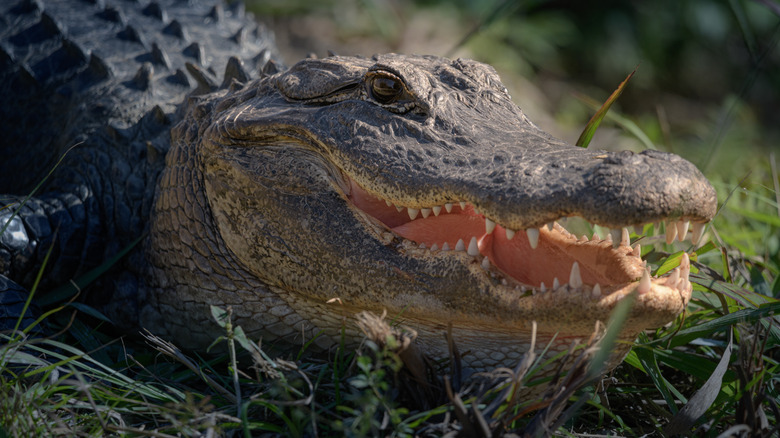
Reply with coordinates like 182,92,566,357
142,54,716,370
0,0,717,385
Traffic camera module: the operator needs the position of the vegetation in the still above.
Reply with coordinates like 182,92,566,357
2,0,779,436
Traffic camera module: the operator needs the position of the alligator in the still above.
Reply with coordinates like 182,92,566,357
1,0,716,379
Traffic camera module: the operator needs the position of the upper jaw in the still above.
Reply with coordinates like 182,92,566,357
344,143,717,232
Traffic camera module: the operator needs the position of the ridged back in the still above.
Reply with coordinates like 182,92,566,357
0,0,279,195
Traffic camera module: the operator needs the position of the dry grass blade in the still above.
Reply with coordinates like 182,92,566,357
521,325,606,435
141,329,237,404
356,310,444,409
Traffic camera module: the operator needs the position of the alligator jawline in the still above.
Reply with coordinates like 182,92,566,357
346,178,695,300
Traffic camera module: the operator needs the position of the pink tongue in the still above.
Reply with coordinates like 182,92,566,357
480,230,572,287
395,217,576,288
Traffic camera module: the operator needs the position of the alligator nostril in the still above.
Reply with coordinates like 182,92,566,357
640,149,683,163
603,150,637,165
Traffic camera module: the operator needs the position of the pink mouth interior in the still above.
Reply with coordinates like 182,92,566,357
348,180,634,288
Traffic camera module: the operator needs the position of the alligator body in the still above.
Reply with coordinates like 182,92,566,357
1,0,716,376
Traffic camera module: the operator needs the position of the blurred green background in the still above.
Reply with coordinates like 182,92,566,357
248,0,779,179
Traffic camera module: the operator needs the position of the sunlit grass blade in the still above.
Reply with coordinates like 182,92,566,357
693,273,778,308
575,67,638,148
11,233,56,335
587,290,635,380
654,250,698,277
649,301,780,348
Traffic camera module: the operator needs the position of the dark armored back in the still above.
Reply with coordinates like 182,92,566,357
0,0,278,194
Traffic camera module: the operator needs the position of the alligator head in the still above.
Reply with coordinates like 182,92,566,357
146,54,716,371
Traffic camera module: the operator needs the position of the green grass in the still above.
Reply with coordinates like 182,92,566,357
3,0,780,436
2,219,778,436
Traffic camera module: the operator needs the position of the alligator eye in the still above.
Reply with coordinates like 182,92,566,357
369,74,404,104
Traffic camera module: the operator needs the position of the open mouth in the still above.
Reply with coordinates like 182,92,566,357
347,178,700,299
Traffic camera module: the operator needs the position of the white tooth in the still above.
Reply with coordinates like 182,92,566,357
667,268,679,286
631,244,641,258
665,221,677,244
385,200,392,207
506,229,516,240
459,201,466,210
691,222,706,245
419,243,426,249
444,203,453,213
676,220,689,241
485,218,496,234
547,222,554,231
638,269,651,294
592,283,602,298
432,206,442,216
421,208,431,218
552,277,560,290
501,278,508,286
579,235,589,243
467,236,479,256
520,286,527,293
526,228,540,249
681,252,690,269
621,228,630,247
396,205,403,212
540,282,546,293
605,232,613,246
455,238,465,251
430,243,439,251
610,229,622,248
569,262,583,289
442,242,450,251
481,257,490,270
408,208,419,220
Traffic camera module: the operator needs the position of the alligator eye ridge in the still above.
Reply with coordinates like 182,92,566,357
368,73,404,104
